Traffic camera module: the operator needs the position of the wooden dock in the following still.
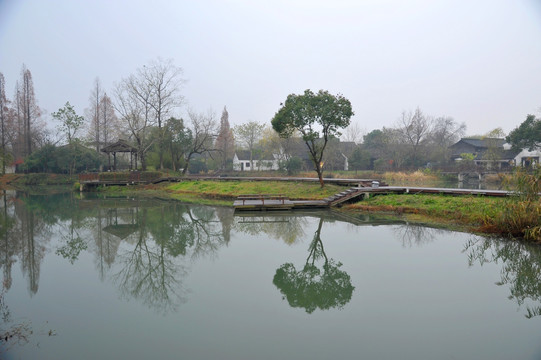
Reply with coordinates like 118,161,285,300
361,186,512,197
233,186,518,211
233,194,295,210
234,188,368,211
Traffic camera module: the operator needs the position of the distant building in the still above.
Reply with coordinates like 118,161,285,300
507,145,541,167
233,150,279,171
449,138,525,169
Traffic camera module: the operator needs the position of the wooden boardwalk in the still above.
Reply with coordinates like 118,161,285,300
362,186,512,197
233,186,518,211
79,173,385,189
234,188,369,211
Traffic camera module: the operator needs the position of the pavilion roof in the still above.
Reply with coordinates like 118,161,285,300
101,139,138,153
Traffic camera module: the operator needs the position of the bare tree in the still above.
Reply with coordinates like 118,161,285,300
426,116,466,164
114,75,155,170
140,59,184,170
15,65,42,158
0,73,7,174
100,93,118,147
397,107,432,166
182,109,218,175
234,121,266,169
342,121,365,144
86,77,103,152
483,127,506,169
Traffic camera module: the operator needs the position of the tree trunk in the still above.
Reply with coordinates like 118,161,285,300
314,159,325,187
182,153,193,175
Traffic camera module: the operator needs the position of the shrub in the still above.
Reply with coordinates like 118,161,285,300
286,157,302,175
486,166,541,241
188,159,208,174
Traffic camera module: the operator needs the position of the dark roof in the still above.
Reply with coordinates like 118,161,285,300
235,150,276,161
449,137,521,160
103,224,139,239
101,139,138,153
450,138,506,149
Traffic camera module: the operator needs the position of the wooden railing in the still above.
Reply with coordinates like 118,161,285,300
78,173,100,182
237,194,288,205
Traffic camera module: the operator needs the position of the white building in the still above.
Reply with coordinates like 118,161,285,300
233,150,280,171
505,144,541,167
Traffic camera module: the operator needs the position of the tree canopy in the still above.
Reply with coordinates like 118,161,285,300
506,114,541,151
271,89,353,186
53,102,85,144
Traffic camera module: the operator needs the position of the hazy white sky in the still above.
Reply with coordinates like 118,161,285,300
1,0,541,137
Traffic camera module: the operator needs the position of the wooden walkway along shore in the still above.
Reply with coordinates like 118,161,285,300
234,187,370,211
233,186,517,211
78,173,385,190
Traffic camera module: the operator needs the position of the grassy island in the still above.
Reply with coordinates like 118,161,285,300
1,170,539,242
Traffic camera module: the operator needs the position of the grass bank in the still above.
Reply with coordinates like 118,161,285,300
99,180,344,206
345,194,505,230
0,173,75,188
345,191,541,242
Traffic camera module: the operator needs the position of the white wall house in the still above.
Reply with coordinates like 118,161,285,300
508,145,541,167
233,150,280,171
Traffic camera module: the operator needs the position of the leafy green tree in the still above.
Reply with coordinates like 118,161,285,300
506,114,541,151
164,117,191,172
21,143,101,173
52,102,85,144
285,156,302,175
349,146,370,172
271,89,353,187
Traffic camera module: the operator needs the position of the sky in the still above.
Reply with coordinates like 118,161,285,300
1,0,541,138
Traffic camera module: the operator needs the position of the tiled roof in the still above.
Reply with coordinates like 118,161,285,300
235,150,276,161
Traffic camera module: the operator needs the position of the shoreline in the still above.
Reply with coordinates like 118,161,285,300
2,173,539,242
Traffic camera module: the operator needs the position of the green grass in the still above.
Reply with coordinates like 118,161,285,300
165,180,343,200
347,193,508,226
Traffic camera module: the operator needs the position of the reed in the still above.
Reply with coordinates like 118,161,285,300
483,167,541,241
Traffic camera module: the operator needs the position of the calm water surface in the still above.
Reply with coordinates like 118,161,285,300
1,190,541,360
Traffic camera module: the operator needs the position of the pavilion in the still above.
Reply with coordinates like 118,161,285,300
100,139,138,171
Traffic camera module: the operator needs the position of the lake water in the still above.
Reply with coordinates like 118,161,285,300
1,190,541,360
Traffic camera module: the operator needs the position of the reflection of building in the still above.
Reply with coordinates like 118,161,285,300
103,208,139,240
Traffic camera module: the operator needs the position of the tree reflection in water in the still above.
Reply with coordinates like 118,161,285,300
112,208,190,314
112,204,229,313
464,237,541,318
0,192,231,314
234,212,307,245
272,218,354,314
391,223,449,247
